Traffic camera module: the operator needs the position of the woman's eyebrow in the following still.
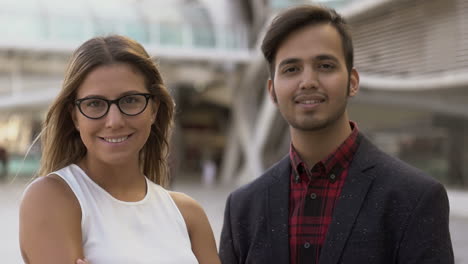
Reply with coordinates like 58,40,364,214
79,90,144,99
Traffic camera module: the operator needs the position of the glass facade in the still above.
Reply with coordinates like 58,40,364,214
271,0,360,10
0,0,244,50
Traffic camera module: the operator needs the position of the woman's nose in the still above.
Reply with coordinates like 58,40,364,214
104,104,125,128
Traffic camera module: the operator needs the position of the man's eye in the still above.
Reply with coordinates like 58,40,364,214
319,63,335,70
283,67,299,73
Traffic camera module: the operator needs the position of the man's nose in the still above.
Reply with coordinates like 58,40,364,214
299,67,319,90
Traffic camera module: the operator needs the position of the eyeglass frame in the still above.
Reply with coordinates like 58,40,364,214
74,93,153,120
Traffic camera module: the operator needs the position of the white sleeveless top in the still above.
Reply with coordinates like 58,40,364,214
51,164,198,264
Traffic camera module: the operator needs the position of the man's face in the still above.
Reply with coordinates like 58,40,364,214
268,23,359,132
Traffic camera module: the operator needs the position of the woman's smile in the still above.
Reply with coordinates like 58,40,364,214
100,134,133,144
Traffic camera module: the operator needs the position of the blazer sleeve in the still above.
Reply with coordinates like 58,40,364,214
398,181,454,263
219,194,239,264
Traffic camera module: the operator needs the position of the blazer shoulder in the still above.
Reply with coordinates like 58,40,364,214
357,134,439,186
375,146,438,186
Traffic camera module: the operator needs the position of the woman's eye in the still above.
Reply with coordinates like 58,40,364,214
86,99,105,107
123,96,138,104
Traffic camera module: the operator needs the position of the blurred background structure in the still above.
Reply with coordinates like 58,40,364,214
0,0,252,179
0,0,467,262
1,0,466,188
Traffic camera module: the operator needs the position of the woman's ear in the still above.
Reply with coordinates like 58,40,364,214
151,101,159,124
70,105,80,131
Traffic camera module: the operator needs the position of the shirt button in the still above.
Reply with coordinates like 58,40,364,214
310,193,317,199
304,242,310,248
330,173,336,182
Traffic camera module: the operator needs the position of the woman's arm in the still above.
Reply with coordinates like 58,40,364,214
19,175,84,264
170,192,221,264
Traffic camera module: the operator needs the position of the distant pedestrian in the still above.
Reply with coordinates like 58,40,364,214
0,146,8,181
202,158,217,187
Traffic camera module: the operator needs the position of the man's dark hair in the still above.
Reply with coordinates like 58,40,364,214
261,5,354,79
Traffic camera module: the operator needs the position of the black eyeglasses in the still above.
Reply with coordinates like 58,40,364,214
75,93,153,119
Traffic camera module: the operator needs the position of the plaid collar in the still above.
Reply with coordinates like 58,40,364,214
289,121,360,181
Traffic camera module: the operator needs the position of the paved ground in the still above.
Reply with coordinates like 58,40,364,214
1,177,467,263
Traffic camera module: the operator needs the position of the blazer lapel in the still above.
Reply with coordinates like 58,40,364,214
267,156,291,263
319,135,378,264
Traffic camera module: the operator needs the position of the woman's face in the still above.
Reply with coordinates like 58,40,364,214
72,63,157,166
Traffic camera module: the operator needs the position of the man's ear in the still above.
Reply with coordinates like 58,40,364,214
267,79,277,103
348,68,360,97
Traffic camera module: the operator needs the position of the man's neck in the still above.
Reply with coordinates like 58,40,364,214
290,118,353,168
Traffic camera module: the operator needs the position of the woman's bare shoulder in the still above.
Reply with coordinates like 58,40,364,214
168,191,220,264
20,173,82,230
169,191,205,220
21,174,79,211
19,174,84,263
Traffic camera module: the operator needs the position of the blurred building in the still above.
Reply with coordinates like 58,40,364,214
0,0,467,188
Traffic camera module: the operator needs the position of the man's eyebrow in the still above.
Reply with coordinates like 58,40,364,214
277,55,339,69
277,58,301,69
315,55,339,62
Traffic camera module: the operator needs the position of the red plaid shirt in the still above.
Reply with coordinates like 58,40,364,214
289,122,360,264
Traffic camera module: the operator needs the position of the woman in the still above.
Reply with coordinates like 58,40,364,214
19,35,221,264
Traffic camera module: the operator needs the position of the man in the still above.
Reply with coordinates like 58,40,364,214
219,5,454,264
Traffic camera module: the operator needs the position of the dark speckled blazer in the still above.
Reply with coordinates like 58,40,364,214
219,133,454,264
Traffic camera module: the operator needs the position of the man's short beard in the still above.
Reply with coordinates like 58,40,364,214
271,76,351,132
